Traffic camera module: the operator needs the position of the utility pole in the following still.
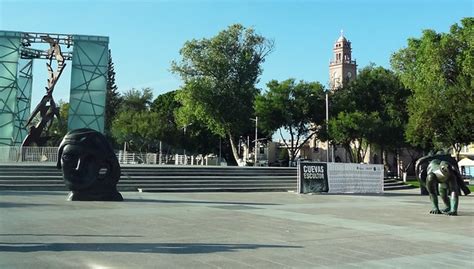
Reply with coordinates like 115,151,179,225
255,116,258,166
159,140,162,165
325,92,329,162
250,117,258,166
219,137,222,165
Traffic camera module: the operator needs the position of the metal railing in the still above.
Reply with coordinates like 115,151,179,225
117,151,158,165
0,147,225,166
0,147,159,165
0,147,59,163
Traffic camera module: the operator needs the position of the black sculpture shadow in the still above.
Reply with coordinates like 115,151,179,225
124,198,280,206
0,242,301,254
0,202,56,208
0,234,142,238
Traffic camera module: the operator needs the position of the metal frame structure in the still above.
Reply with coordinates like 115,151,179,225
68,35,109,132
0,31,21,147
0,30,109,147
13,59,33,145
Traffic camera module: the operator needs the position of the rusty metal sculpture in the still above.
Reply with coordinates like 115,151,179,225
22,36,66,147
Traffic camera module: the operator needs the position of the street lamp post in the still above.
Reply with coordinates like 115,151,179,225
182,123,192,165
325,91,329,162
251,117,258,166
183,126,187,158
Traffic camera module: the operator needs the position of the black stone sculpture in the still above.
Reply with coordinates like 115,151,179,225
57,128,123,201
416,153,470,215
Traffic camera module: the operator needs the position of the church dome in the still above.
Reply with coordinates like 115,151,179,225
336,35,347,43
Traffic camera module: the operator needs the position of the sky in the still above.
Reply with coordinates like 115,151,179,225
0,0,472,108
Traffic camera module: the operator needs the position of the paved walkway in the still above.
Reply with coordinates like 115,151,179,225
0,190,473,268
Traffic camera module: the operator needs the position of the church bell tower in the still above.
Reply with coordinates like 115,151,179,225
329,31,357,90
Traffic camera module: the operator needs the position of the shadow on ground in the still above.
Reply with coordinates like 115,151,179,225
0,242,301,254
0,234,142,238
0,202,56,208
0,191,66,196
125,198,280,206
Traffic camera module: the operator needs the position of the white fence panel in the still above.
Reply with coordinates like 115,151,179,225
0,147,59,163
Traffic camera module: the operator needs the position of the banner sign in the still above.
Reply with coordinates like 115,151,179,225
327,163,384,194
297,161,328,193
297,162,384,194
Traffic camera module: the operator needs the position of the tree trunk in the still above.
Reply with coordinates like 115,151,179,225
344,144,354,163
227,131,241,165
383,149,389,177
453,143,461,161
288,150,294,167
380,146,384,165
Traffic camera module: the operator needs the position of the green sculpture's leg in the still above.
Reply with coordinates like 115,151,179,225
447,191,459,216
446,180,459,216
439,183,450,213
426,173,441,214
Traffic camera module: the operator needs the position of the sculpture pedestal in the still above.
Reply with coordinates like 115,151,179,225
67,189,123,201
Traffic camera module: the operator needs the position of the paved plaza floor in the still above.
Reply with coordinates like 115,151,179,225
0,190,473,269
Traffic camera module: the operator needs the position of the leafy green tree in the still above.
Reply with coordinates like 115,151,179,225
105,49,122,145
46,101,69,146
150,90,181,149
329,111,382,163
171,24,274,164
330,65,410,163
255,79,326,164
111,110,160,152
150,90,221,155
111,88,157,151
391,18,474,158
120,88,153,113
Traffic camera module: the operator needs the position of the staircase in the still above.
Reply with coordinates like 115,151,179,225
0,164,297,192
0,164,415,192
383,177,416,191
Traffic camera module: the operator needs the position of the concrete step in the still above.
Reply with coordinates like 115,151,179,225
138,186,297,192
0,164,298,192
0,179,295,185
0,183,295,192
383,178,416,191
0,175,296,180
384,184,417,191
0,164,409,192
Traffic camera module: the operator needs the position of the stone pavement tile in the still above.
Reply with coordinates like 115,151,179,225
351,252,473,269
1,191,473,269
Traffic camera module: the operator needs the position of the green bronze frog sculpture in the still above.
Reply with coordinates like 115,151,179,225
416,154,470,216
57,128,123,201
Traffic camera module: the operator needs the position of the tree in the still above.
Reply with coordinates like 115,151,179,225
105,49,122,145
111,110,160,152
329,111,381,163
150,90,182,149
329,65,410,163
391,18,474,158
171,24,274,164
151,90,221,155
255,79,326,164
120,88,153,113
111,88,157,151
46,101,69,146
